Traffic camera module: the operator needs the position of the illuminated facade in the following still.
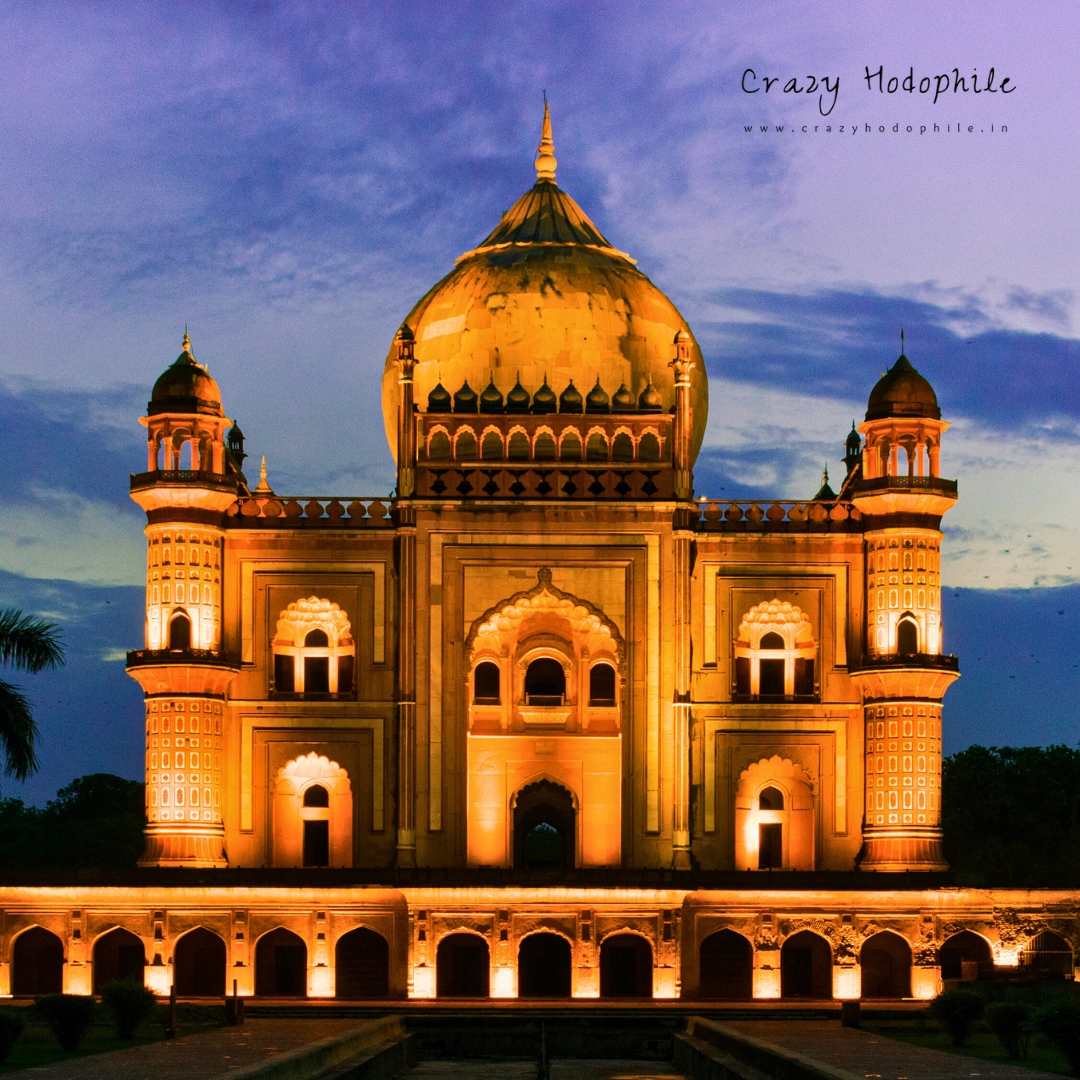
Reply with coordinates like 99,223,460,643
0,108,1075,1001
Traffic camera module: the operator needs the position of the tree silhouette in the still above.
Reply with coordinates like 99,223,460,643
0,608,64,781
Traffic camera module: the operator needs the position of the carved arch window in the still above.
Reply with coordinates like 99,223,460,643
733,598,817,699
272,597,355,696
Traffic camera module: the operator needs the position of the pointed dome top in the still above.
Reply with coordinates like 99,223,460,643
149,331,223,417
845,421,861,452
480,377,504,413
812,464,837,501
559,379,583,413
506,375,531,413
427,381,452,412
453,379,479,413
535,96,557,182
586,376,610,414
637,376,663,412
612,383,635,411
532,376,557,414
866,349,940,421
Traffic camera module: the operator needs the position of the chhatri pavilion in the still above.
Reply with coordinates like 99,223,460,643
0,106,1075,1003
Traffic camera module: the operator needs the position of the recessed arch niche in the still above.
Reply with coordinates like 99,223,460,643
272,753,352,868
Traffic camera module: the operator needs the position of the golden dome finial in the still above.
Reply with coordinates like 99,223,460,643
182,327,191,354
253,455,274,495
535,94,557,183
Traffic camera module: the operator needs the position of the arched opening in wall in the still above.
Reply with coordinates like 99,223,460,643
534,432,556,461
524,658,565,705
428,431,451,460
11,927,64,996
699,929,753,1000
92,928,146,992
638,433,660,462
560,433,582,462
168,613,191,650
589,663,616,706
303,629,330,693
335,927,389,999
508,431,530,460
513,780,575,870
757,786,784,869
940,931,994,982
473,661,501,703
758,632,785,696
1020,930,1074,977
780,931,832,999
436,933,490,998
599,933,652,998
173,928,226,997
456,430,477,460
302,784,331,867
612,433,634,462
177,439,193,470
860,932,912,999
481,432,503,460
255,928,307,997
518,932,572,998
897,617,919,654
586,433,608,462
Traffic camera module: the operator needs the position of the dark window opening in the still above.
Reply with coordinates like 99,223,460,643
168,614,191,650
303,820,329,867
255,929,307,997
861,932,912,999
534,433,557,461
304,656,330,693
274,654,295,693
337,655,354,693
92,928,146,993
759,658,785,696
305,628,329,647
638,433,661,462
758,822,783,869
303,785,330,808
456,431,477,460
513,780,575,870
336,928,389,999
699,930,753,1001
759,786,784,811
12,927,64,996
560,434,582,462
780,930,832,999
508,432,530,460
474,661,501,703
174,928,226,997
735,656,751,696
760,631,784,649
795,657,815,695
428,431,451,460
525,657,565,705
437,934,490,998
589,664,616,705
599,934,652,998
940,931,993,981
481,432,503,460
586,433,608,462
612,433,634,462
897,619,918,654
523,822,564,868
518,933,572,998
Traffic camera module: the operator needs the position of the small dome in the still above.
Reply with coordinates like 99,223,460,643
586,377,610,414
638,377,662,412
149,333,223,417
845,422,861,453
612,383,635,411
531,377,557,414
427,382,452,412
480,378,504,413
506,376,531,413
453,380,478,413
559,379,583,413
866,353,940,421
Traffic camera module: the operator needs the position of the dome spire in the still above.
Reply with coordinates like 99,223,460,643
182,327,191,354
535,93,557,183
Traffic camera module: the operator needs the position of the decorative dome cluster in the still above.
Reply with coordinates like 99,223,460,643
273,597,353,645
426,373,664,415
738,599,813,641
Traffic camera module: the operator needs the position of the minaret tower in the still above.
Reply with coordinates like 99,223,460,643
126,333,241,867
850,339,959,871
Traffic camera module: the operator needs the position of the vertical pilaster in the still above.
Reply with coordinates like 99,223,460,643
670,329,694,502
672,526,693,870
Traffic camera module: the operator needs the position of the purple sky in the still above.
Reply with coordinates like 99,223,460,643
0,1,1077,801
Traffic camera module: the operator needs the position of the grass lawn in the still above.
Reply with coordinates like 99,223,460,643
868,1023,1075,1077
0,1015,222,1075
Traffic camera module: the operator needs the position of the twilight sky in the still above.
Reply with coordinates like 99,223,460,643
0,1,1077,801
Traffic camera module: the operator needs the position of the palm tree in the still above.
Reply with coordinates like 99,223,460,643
0,609,64,781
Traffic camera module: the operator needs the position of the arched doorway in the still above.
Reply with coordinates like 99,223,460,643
699,929,753,1000
780,930,832,999
1020,930,1074,978
513,780,575,869
861,932,912,999
599,934,652,998
255,928,307,997
173,928,226,997
436,933,490,998
940,931,993,981
12,927,64,995
335,927,389,998
168,613,191,650
93,928,146,992
518,932,572,999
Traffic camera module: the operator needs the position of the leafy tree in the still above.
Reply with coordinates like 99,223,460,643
942,745,1080,884
0,608,64,781
930,988,985,1046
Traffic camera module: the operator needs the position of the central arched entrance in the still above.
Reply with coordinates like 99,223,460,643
940,931,993,982
173,928,226,997
436,933,490,998
698,929,753,1000
780,930,832,999
255,928,307,997
92,928,146,992
12,927,65,996
599,934,652,998
861,931,912,999
513,780,575,869
518,932,572,998
335,927,389,998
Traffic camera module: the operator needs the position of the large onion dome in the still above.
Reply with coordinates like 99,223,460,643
382,102,708,461
866,345,941,421
149,332,223,416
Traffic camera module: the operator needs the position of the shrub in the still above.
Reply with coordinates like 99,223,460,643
929,988,985,1047
986,1001,1032,1059
100,979,157,1039
34,994,95,1052
0,1010,24,1064
1036,998,1080,1075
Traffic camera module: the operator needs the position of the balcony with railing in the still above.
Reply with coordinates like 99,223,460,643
126,647,240,668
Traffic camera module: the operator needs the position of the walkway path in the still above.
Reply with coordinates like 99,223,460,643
725,1020,1063,1080
408,1064,684,1079
3,1018,362,1080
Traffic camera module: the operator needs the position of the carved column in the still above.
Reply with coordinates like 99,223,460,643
670,329,694,502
